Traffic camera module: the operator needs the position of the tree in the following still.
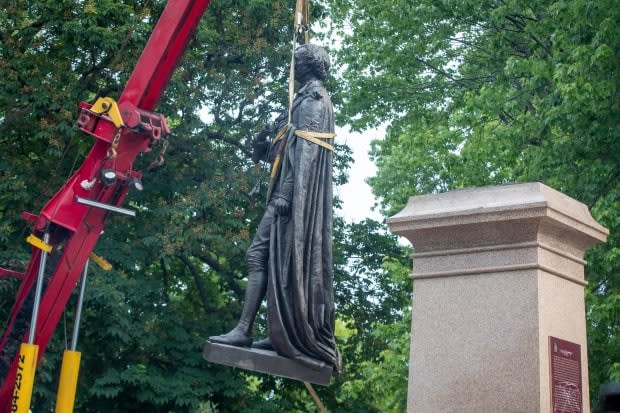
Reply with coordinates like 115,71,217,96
328,218,411,412
336,250,411,413
329,0,620,408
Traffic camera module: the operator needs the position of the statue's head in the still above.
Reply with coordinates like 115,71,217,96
294,44,330,82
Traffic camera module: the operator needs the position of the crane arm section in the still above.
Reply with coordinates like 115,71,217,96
0,1,212,408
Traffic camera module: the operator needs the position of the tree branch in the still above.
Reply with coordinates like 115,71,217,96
195,253,244,296
176,254,212,315
235,99,248,125
204,129,251,157
160,257,170,304
413,57,468,89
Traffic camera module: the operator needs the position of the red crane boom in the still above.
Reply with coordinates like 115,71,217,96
0,0,212,407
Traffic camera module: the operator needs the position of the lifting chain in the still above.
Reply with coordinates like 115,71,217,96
107,129,122,159
147,137,169,171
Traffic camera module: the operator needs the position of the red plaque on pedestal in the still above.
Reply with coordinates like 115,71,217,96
549,336,582,413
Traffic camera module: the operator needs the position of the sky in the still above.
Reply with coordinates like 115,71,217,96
335,125,385,223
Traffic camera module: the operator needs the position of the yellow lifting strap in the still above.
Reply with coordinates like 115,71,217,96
91,97,125,128
270,155,282,179
295,0,310,42
273,126,288,143
269,129,335,179
295,130,336,151
26,234,52,253
269,126,288,179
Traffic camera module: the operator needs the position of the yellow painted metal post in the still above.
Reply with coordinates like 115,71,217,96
53,260,89,413
54,350,81,413
13,231,50,412
12,343,39,413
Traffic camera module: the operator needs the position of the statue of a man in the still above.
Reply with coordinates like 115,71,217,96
209,44,340,372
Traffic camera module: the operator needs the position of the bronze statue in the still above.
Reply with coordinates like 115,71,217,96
209,44,340,373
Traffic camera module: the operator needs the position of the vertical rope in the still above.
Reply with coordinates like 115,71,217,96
294,0,309,41
304,381,328,413
303,0,310,44
288,0,310,124
288,30,297,124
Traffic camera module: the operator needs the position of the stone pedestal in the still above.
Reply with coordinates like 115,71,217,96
387,183,608,413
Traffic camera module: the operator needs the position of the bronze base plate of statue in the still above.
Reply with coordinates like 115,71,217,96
203,44,340,384
203,342,333,385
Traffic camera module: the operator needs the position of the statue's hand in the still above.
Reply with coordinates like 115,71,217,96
251,131,270,163
251,140,269,163
273,197,291,216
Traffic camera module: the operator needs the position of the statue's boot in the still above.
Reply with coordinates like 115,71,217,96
208,325,253,347
208,271,266,347
251,338,273,351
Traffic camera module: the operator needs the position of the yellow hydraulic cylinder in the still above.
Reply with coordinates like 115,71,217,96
12,343,39,413
54,350,81,413
54,261,88,413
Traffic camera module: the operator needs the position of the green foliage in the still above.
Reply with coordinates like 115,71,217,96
330,0,620,408
339,258,411,413
330,218,411,411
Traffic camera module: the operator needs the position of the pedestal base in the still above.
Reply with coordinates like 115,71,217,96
387,183,609,412
203,341,333,385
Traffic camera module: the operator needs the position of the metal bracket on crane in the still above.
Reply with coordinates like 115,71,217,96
75,196,136,217
90,97,125,128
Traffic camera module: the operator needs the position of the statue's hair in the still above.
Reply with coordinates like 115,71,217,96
295,44,331,80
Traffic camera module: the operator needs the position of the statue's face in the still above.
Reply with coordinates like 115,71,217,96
294,45,330,82
294,52,312,83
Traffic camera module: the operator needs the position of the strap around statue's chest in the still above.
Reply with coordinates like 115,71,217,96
294,130,336,151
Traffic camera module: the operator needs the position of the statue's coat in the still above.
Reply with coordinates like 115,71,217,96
267,80,340,371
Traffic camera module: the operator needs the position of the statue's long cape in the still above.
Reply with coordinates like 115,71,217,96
266,80,340,372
